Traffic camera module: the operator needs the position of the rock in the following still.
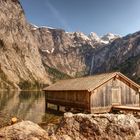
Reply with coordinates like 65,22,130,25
0,121,49,140
56,113,140,140
0,0,50,90
57,135,72,140
11,117,18,124
0,114,140,140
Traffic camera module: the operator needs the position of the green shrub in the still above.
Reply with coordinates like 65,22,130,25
45,65,71,83
18,80,45,90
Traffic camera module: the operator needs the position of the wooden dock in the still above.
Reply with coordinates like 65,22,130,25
112,105,140,112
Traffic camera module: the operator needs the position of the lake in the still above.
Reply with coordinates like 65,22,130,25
0,91,62,127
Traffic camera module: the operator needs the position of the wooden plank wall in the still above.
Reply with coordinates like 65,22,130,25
46,90,90,109
90,78,139,113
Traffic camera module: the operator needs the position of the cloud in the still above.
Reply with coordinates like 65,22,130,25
45,0,71,31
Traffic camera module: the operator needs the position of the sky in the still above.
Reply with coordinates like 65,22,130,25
20,0,140,36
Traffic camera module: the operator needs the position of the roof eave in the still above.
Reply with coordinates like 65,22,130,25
117,72,140,91
87,73,118,92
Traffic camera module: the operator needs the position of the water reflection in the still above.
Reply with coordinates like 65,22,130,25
0,91,62,125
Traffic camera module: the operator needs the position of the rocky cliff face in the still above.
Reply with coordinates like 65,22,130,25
31,26,96,77
0,0,50,89
30,25,121,78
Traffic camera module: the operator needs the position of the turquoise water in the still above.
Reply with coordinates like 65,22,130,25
0,91,62,126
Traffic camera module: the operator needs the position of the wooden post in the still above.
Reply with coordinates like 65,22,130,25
89,92,91,113
57,105,60,111
45,102,48,112
139,92,140,107
45,92,48,112
138,89,140,107
103,90,105,107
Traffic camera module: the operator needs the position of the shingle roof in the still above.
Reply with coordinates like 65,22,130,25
44,72,126,91
44,72,140,92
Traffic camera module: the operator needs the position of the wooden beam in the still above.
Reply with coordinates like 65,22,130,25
112,105,140,112
46,99,89,110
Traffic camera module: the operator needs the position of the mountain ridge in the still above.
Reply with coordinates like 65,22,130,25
31,24,121,45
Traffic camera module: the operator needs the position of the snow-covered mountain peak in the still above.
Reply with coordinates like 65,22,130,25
74,32,90,41
88,32,121,44
30,24,121,45
88,32,100,42
101,33,121,42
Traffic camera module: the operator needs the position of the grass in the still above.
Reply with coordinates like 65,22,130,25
18,80,46,90
75,71,86,78
44,64,72,83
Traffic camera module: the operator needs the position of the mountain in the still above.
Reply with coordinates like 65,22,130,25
92,31,140,82
89,32,120,44
101,33,121,44
31,23,140,83
31,25,121,77
31,26,95,77
0,0,139,90
0,0,50,90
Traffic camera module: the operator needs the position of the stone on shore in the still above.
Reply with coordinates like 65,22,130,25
0,121,49,140
56,113,140,140
0,113,140,140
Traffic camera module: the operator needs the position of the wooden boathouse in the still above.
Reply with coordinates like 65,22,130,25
43,72,140,113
